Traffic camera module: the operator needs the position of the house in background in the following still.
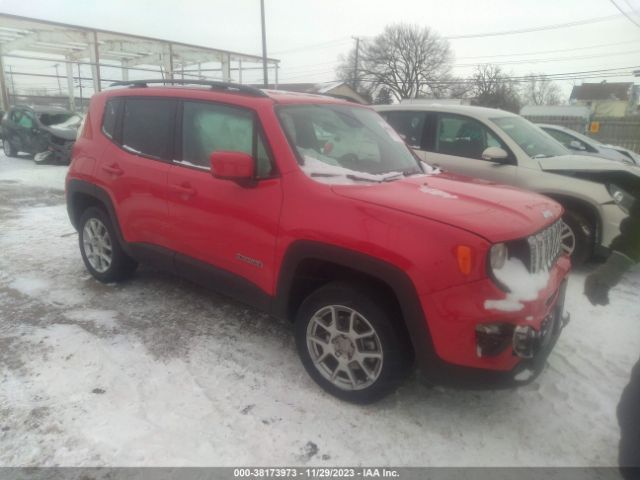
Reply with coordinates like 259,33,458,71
569,82,640,117
257,81,367,104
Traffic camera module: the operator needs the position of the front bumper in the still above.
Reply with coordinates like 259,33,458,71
417,256,571,388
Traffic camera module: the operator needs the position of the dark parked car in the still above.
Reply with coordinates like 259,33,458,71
1,105,82,164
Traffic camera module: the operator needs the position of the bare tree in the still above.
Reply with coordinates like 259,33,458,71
469,64,521,113
373,87,393,105
522,74,562,105
337,24,452,101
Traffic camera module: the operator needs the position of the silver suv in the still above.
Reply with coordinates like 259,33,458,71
376,104,639,264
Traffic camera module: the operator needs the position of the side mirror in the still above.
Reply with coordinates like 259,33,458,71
210,151,255,186
481,147,509,162
568,140,586,151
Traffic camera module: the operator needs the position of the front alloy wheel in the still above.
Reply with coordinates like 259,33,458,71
295,281,411,404
306,305,384,391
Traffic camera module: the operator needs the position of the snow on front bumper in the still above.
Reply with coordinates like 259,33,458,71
418,255,571,376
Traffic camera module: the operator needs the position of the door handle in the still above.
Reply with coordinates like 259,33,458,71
102,164,124,176
170,183,197,197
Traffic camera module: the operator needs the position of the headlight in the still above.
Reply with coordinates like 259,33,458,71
489,243,508,270
607,184,634,214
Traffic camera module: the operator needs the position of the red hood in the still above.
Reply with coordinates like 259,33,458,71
331,173,563,243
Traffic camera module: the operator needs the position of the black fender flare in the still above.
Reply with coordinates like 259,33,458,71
272,240,438,369
66,178,132,256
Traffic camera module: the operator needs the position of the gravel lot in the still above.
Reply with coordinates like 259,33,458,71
0,153,638,467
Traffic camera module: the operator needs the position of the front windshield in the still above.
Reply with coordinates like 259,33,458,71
38,113,82,128
278,104,422,182
492,116,567,159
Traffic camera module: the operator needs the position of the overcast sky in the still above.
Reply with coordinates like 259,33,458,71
1,0,639,100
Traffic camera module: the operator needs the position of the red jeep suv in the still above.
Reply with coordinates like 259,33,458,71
66,80,570,403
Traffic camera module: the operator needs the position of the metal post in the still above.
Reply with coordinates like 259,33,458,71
54,64,62,94
121,61,129,81
260,0,268,87
0,51,9,110
77,63,83,112
238,59,242,84
65,59,75,111
92,31,101,92
167,43,174,80
221,53,230,82
274,62,278,89
8,65,15,96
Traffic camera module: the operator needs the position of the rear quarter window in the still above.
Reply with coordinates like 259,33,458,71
102,98,122,139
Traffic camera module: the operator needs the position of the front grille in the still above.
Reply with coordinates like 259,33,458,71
527,220,562,273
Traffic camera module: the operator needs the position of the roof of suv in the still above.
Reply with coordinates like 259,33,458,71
375,103,518,120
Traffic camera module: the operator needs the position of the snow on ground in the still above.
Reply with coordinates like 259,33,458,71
0,153,639,467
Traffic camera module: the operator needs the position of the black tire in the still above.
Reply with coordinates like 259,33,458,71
3,138,17,157
295,281,412,404
562,209,594,266
78,206,137,283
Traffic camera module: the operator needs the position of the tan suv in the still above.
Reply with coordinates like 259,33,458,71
376,104,639,264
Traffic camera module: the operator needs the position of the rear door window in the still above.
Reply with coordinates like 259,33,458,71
122,98,176,160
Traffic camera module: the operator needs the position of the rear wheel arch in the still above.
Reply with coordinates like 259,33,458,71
66,179,129,252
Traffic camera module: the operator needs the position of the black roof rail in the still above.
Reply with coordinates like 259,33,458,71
108,79,269,97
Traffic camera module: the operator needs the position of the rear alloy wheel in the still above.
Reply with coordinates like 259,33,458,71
78,207,137,283
3,139,16,157
295,282,411,404
561,210,594,266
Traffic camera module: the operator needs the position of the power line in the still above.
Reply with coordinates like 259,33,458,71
455,39,639,60
454,49,640,67
609,0,640,28
444,14,623,39
277,65,640,85
270,37,351,55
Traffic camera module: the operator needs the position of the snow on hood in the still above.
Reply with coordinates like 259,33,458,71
299,154,440,185
484,258,550,312
332,173,563,243
538,155,640,176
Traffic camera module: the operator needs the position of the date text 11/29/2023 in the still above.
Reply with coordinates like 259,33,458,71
233,468,400,478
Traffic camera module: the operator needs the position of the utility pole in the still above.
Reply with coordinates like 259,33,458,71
352,36,360,90
260,0,269,87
